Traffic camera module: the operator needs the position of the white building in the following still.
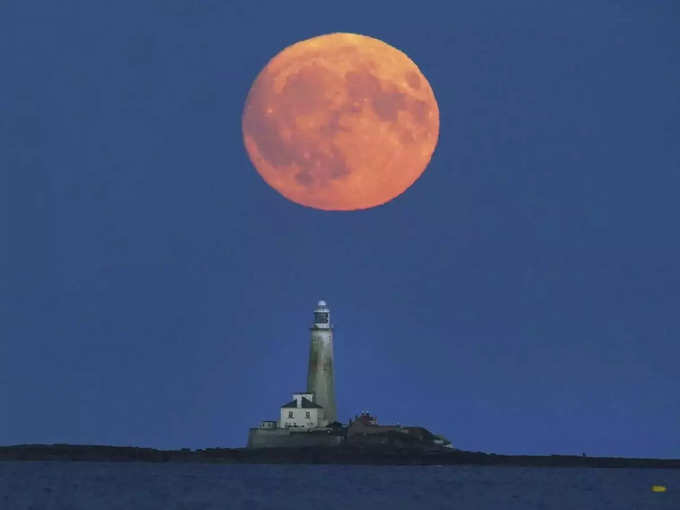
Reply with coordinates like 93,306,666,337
279,392,324,429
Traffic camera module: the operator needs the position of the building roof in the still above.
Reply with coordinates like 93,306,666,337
281,397,323,409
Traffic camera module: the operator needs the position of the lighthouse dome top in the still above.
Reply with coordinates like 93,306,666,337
313,300,331,329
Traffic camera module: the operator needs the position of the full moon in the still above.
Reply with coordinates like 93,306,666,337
242,33,439,211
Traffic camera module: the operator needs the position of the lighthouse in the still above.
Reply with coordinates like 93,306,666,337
307,299,337,425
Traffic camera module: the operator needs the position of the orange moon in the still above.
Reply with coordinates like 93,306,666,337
242,33,439,210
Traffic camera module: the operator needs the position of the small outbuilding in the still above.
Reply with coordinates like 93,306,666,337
279,392,324,429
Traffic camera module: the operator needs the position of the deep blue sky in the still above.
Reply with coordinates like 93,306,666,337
2,1,679,458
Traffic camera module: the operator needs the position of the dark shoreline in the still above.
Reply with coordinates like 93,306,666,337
1,444,679,469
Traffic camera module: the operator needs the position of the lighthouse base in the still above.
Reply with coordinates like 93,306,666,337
246,428,343,449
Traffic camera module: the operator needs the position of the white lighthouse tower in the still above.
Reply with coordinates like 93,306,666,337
306,299,337,425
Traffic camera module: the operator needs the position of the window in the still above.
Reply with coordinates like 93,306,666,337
288,411,294,418
314,312,329,323
305,411,311,418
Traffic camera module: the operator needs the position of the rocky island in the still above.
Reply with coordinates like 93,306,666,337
2,443,679,469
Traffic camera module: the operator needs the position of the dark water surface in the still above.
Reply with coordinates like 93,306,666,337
1,461,677,509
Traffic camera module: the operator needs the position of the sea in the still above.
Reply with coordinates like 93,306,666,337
1,461,677,509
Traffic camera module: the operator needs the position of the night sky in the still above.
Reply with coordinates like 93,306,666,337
3,1,679,458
